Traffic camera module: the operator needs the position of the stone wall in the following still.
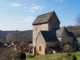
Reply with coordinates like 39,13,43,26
48,13,60,31
36,32,46,55
46,41,59,47
33,23,48,46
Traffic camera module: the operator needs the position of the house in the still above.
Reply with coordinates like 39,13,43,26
36,31,60,55
32,11,79,55
56,27,78,51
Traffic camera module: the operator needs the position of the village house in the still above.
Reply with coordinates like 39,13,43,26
32,11,79,55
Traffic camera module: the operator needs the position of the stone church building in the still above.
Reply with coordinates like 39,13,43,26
32,11,79,55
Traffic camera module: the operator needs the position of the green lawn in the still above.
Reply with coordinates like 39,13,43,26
26,52,80,60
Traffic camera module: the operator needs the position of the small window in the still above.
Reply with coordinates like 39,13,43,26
39,46,41,51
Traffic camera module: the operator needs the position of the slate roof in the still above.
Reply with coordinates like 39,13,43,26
56,27,78,41
41,31,58,42
56,27,69,37
68,32,78,41
32,11,60,25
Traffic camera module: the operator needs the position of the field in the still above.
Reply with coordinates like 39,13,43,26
26,52,80,60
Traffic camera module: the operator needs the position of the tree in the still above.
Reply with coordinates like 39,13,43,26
6,33,16,43
0,47,21,60
75,14,80,26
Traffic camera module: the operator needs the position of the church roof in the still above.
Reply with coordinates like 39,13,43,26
68,32,78,41
41,31,58,42
56,27,78,41
32,11,60,25
56,27,69,37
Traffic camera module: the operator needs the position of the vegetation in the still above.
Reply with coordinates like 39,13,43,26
75,14,80,26
26,52,80,60
0,48,26,60
0,49,21,60
1,25,80,43
0,27,80,60
0,26,80,43
20,52,26,60
0,30,32,43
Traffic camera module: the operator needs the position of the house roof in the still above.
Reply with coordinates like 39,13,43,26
41,31,58,42
68,32,78,41
32,11,60,25
56,27,69,37
56,27,78,41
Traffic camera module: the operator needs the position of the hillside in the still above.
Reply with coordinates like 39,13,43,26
0,26,80,43
0,30,32,43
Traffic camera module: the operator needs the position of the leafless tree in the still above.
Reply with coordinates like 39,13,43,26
6,33,16,43
75,14,80,26
0,46,21,60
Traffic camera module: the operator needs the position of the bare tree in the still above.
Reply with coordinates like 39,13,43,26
75,14,80,26
6,33,16,43
0,46,21,60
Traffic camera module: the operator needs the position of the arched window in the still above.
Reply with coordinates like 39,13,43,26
39,46,41,51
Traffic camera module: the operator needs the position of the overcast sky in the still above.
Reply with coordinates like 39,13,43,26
0,0,80,31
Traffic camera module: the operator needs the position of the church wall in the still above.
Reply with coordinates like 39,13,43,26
49,24,60,31
76,37,80,46
61,37,73,47
48,13,60,31
57,37,73,49
33,23,48,46
46,41,59,47
36,32,46,55
74,41,79,50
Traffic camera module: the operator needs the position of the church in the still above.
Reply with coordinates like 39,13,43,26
32,11,79,55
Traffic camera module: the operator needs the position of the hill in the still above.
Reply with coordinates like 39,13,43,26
0,30,32,43
0,26,80,43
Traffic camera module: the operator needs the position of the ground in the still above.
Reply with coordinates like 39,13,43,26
26,51,80,60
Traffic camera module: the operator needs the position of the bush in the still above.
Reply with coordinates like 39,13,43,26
67,52,71,56
20,52,26,60
27,54,35,58
66,53,77,60
11,51,21,60
72,55,77,60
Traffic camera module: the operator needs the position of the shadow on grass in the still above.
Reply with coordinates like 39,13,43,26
27,54,35,58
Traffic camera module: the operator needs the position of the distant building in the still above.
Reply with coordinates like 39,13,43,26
32,11,79,55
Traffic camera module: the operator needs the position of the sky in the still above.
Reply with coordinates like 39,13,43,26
0,0,80,31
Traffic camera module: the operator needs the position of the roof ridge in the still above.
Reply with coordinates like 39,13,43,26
32,11,60,25
38,11,54,16
61,27,69,36
40,31,58,42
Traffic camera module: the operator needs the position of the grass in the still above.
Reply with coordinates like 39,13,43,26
26,51,80,60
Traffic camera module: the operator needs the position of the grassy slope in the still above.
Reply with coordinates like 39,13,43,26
26,52,80,60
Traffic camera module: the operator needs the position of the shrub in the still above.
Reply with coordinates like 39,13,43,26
27,54,35,58
66,53,77,60
67,52,71,56
20,52,26,60
72,55,77,60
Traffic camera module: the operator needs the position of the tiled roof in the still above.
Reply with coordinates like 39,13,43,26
68,32,78,41
41,31,58,42
56,27,69,37
32,11,60,25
